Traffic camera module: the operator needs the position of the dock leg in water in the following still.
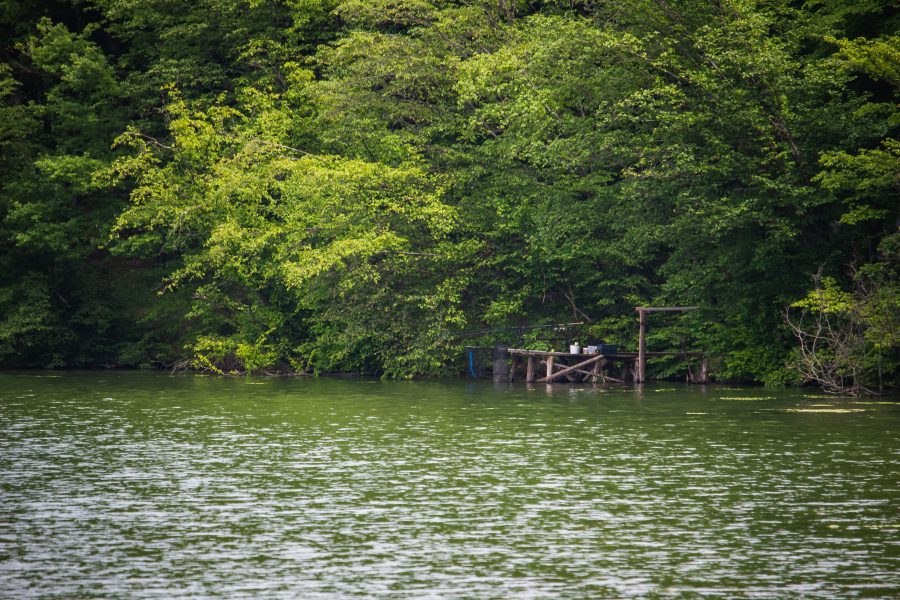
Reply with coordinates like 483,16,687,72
492,346,509,383
621,361,634,384
636,309,647,383
591,358,605,384
508,355,519,383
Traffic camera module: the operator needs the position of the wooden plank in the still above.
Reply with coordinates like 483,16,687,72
552,362,625,383
592,351,705,357
526,356,535,383
635,306,699,312
509,348,706,359
552,363,589,376
538,359,625,384
540,361,594,379
508,349,584,357
538,354,604,383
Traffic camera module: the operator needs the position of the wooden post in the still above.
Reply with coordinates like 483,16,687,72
633,306,698,383
492,345,509,383
508,355,519,383
622,359,633,384
591,357,604,384
526,356,536,383
538,354,604,383
699,357,709,384
546,355,554,381
636,309,647,383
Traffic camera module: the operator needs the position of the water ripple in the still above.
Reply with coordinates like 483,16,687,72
1,374,898,598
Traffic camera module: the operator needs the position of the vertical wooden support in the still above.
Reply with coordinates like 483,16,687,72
492,345,509,383
546,355,555,381
591,358,605,384
526,356,535,383
699,357,709,383
636,309,647,383
508,355,519,383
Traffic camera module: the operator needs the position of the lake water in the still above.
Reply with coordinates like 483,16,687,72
1,372,898,598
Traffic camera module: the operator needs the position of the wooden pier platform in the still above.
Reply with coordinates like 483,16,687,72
486,305,709,384
503,348,708,384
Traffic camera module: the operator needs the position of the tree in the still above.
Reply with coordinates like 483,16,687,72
787,248,899,396
1,0,897,385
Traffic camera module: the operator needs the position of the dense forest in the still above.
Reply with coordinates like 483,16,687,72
0,0,897,388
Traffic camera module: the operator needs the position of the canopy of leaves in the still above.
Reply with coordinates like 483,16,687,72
1,0,897,383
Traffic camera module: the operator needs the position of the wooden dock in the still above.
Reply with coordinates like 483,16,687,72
501,349,708,384
482,305,710,385
505,349,627,384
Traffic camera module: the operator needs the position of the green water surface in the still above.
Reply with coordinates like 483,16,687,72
1,373,898,598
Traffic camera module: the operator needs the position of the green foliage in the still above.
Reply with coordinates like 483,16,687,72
792,276,856,313
787,247,899,395
0,0,897,387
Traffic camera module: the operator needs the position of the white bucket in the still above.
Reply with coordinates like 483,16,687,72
569,344,581,354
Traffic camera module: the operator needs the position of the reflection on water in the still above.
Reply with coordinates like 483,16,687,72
1,373,898,597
